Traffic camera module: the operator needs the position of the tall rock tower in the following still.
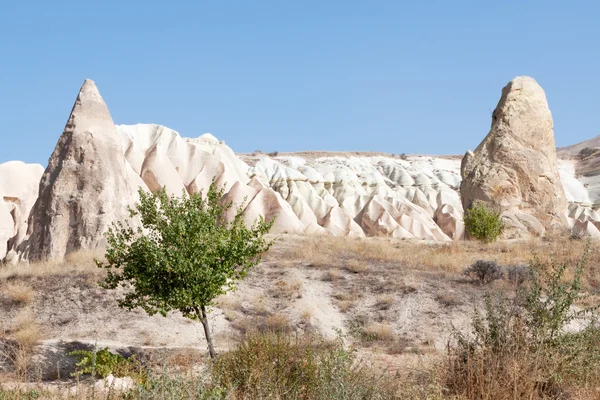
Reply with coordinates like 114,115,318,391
16,80,132,261
460,76,568,238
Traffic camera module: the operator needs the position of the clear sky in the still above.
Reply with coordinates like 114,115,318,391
1,1,599,165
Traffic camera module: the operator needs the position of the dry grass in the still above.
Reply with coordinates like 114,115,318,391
222,309,238,322
435,291,463,308
344,259,370,274
320,269,343,281
300,308,314,324
11,312,42,348
0,249,105,280
214,294,242,311
269,279,303,300
362,322,395,342
279,234,600,290
373,294,395,310
3,283,34,305
2,311,43,379
264,314,291,332
249,294,270,316
334,300,355,312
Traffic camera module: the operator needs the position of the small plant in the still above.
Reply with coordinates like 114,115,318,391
463,260,503,284
463,200,503,242
267,151,279,157
68,347,132,378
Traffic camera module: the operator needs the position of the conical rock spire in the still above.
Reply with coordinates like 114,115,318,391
16,79,132,261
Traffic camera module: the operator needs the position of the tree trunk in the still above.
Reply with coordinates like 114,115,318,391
199,305,216,359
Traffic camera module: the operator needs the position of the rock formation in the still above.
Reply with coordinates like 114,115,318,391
14,80,133,261
0,161,44,260
5,77,600,263
460,76,568,238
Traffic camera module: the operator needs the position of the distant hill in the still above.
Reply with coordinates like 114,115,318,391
558,135,600,157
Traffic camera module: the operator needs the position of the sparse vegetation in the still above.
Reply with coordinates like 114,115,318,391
447,247,600,399
68,347,142,380
96,183,273,358
3,283,34,305
374,294,395,310
579,146,599,158
3,235,600,399
361,323,395,342
212,331,401,399
269,278,303,299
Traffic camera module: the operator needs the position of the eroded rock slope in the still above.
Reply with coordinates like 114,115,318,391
1,77,599,261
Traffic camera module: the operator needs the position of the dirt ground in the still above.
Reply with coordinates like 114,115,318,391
0,233,598,382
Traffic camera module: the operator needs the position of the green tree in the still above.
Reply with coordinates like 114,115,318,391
463,200,504,242
96,184,274,359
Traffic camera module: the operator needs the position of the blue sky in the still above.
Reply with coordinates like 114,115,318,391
1,1,599,165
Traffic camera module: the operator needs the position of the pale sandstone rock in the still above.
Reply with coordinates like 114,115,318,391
460,76,568,238
434,203,465,240
0,162,44,259
10,77,600,262
221,179,306,234
15,80,133,261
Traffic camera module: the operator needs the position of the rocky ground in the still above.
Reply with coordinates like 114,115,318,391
1,233,598,390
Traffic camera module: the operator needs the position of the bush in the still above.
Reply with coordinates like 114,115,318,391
211,331,400,399
505,264,529,285
463,201,503,242
578,147,598,158
68,347,144,380
447,247,600,399
463,260,504,284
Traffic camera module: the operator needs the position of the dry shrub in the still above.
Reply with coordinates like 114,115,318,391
435,291,463,308
362,323,395,342
269,279,303,299
3,283,34,305
212,331,402,399
374,294,395,310
264,314,291,333
344,260,370,274
335,300,355,312
321,269,343,281
300,308,314,324
4,312,42,379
